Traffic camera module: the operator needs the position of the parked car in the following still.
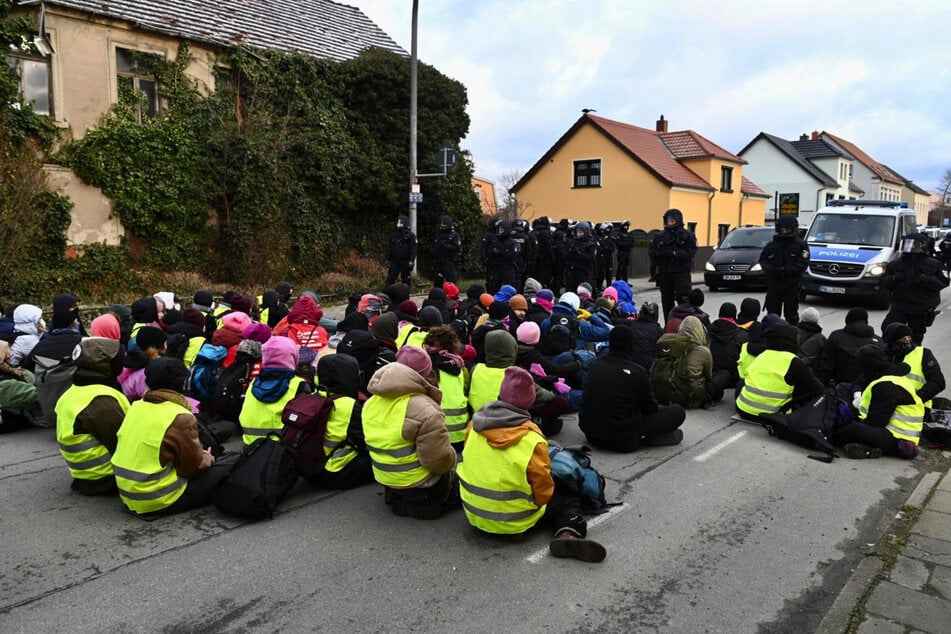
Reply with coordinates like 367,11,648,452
703,226,774,291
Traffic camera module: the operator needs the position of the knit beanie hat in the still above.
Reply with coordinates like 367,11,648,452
193,290,214,310
427,287,448,303
493,284,518,302
509,294,528,311
718,302,737,320
488,301,510,320
442,282,460,300
337,311,370,333
145,357,190,393
236,339,263,360
499,366,536,410
222,311,252,335
688,288,705,307
108,304,132,321
884,322,914,344
762,314,788,332
467,284,486,299
609,323,635,355
737,298,761,322
135,326,167,352
595,297,613,311
72,337,122,376
537,289,555,303
398,300,419,320
262,336,299,370
576,283,593,299
418,306,444,328
559,292,581,312
230,295,253,315
601,286,619,301
800,307,820,325
297,346,317,368
396,345,433,377
371,311,400,343
856,344,890,377
182,308,206,330
516,321,541,345
382,283,411,305
242,322,272,344
479,293,495,309
845,307,869,324
522,277,543,296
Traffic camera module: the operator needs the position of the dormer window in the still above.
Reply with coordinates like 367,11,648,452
574,159,601,188
720,166,733,193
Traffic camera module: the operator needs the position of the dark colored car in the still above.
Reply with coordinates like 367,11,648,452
703,226,774,291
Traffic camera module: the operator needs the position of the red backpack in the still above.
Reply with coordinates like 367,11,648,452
281,392,336,478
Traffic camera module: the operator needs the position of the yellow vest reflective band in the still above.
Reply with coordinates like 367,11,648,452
112,400,189,514
183,336,206,368
737,342,754,380
323,396,358,473
901,347,931,409
239,376,304,445
737,350,796,417
439,369,469,444
396,323,425,349
362,393,430,487
468,365,506,413
55,384,130,480
858,375,924,445
457,427,547,534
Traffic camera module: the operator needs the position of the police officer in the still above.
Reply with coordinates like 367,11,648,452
386,215,418,286
882,232,949,343
532,216,556,290
480,217,499,291
760,214,809,326
596,222,616,292
567,221,598,290
614,220,634,282
648,209,697,324
512,219,537,289
552,219,571,293
487,220,520,292
431,215,461,288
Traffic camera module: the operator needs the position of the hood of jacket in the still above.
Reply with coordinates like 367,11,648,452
471,399,535,438
317,354,361,399
678,315,708,347
765,324,799,353
131,297,159,323
13,304,43,335
370,311,400,343
843,321,876,338
797,321,822,336
708,318,744,343
251,368,297,403
288,294,323,325
485,329,517,368
367,361,441,402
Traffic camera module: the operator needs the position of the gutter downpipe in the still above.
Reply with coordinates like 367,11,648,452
707,190,716,247
739,193,748,228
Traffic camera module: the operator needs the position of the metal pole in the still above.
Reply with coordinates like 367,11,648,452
408,0,419,275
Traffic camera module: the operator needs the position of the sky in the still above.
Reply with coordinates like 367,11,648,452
350,0,951,194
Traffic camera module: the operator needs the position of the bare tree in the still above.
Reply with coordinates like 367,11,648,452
931,167,951,226
496,169,534,221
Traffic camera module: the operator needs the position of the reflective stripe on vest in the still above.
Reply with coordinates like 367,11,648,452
55,384,130,481
239,376,305,445
323,396,358,473
362,393,430,487
112,399,190,514
183,336,206,368
468,365,506,414
859,375,925,445
736,350,796,416
457,427,547,534
901,347,932,409
439,369,470,444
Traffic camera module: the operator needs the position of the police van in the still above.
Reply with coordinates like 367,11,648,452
801,200,918,307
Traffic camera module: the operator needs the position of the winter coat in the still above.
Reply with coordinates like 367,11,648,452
627,320,664,370
387,227,418,264
708,318,749,384
610,280,638,317
22,329,82,373
883,253,948,313
580,349,660,449
648,226,697,275
679,316,714,408
818,321,882,385
796,322,826,371
664,303,711,333
10,304,43,367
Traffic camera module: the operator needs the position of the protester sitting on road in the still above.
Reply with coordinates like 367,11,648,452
362,345,457,520
239,336,310,445
118,326,167,402
664,288,711,334
54,337,128,495
817,308,881,387
796,307,826,372
128,297,163,351
627,301,664,370
580,325,685,451
651,316,719,409
881,322,945,409
458,366,607,562
735,297,764,341
422,325,470,452
112,357,232,516
708,302,748,387
9,304,44,367
0,340,40,432
834,345,923,460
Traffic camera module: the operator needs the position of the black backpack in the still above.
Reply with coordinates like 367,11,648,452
759,390,841,463
212,434,300,519
212,358,255,421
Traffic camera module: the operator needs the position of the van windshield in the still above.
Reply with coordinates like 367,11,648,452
807,213,895,247
719,228,774,249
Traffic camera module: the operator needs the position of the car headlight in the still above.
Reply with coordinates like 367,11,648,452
750,262,762,272
705,261,715,271
866,264,885,277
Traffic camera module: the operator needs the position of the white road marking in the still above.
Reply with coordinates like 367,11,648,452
525,504,629,564
693,431,747,463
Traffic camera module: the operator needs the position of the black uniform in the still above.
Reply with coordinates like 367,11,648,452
648,209,697,324
614,222,634,282
480,219,498,290
552,220,571,293
486,220,520,292
532,217,556,290
512,219,537,290
760,214,809,325
567,222,598,290
385,215,417,286
882,233,950,343
431,215,461,288
596,223,615,292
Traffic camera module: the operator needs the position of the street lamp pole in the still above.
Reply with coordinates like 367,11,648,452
408,0,419,275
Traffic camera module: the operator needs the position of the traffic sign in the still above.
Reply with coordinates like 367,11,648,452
409,192,424,203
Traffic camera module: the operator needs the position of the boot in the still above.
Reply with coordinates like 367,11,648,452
549,529,606,563
844,443,883,459
646,429,683,446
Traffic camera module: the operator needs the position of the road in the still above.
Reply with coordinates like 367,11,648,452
1,286,949,633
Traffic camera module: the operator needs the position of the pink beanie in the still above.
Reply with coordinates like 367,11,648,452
499,366,536,410
396,345,433,377
242,322,272,344
222,311,252,335
601,286,619,301
516,321,541,346
576,283,593,299
261,335,299,370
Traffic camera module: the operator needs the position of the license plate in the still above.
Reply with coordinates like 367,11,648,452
819,285,846,294
722,275,742,281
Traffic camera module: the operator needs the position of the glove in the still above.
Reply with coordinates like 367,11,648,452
852,391,862,410
407,261,414,271
529,363,547,378
552,378,571,395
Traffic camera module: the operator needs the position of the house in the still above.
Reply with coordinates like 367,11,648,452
8,0,405,245
879,164,931,225
738,132,862,226
509,113,769,248
471,176,498,216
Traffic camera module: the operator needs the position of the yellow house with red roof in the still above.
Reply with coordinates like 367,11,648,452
510,113,770,247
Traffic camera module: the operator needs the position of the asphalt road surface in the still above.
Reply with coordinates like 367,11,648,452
2,287,949,633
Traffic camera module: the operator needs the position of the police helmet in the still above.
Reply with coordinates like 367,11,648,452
397,215,410,228
575,221,592,238
663,208,684,228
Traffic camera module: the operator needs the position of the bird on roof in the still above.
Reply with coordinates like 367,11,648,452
582,108,597,113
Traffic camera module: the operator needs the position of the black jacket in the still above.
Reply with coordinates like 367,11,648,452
796,322,826,371
387,227,418,263
818,322,881,385
883,254,949,313
887,345,945,403
648,227,697,275
579,350,659,448
432,228,461,264
628,320,664,370
708,319,749,384
760,234,809,284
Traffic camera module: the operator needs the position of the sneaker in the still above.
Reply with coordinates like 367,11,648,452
647,429,683,446
549,530,607,563
896,440,920,460
844,443,883,459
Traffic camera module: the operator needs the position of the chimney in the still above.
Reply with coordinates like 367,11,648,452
811,130,820,140
799,134,809,142
656,114,668,133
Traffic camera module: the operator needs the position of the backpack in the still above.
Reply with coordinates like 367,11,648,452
185,343,228,403
547,443,608,513
164,333,190,362
287,321,328,353
649,333,694,406
33,354,76,427
281,392,337,479
759,390,841,462
212,358,255,421
212,433,300,519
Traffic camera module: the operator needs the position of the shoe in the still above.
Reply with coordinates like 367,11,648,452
896,440,920,460
541,417,564,437
407,502,442,521
844,443,883,459
549,530,607,563
647,429,683,446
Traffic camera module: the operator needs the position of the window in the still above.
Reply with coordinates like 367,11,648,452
720,166,733,192
116,47,160,122
573,159,601,188
826,193,835,203
717,223,730,244
6,55,51,116
687,221,698,235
